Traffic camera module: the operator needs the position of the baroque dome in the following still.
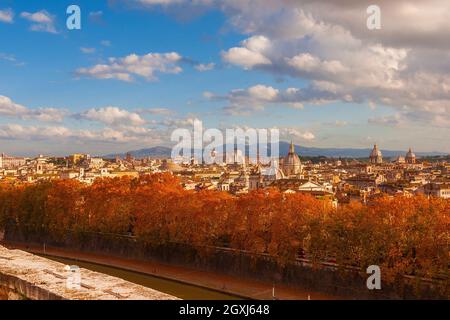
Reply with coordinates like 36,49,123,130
282,141,301,176
370,144,382,158
405,148,416,159
405,148,416,164
369,144,383,164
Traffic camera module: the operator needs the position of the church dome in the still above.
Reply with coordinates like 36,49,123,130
405,148,416,163
159,160,183,172
405,148,415,159
395,155,405,163
370,144,382,158
369,144,383,164
282,141,301,176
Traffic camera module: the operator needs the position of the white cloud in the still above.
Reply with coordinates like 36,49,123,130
76,52,183,81
159,117,198,127
287,53,346,75
206,83,349,115
0,95,65,122
77,106,146,126
280,128,315,141
0,124,71,140
137,108,175,116
194,1,450,126
195,62,215,72
0,95,28,116
247,85,278,101
80,47,96,54
0,8,14,23
222,35,272,69
0,53,25,66
0,124,159,144
20,10,57,34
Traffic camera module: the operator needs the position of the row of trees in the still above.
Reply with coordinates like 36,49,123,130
0,173,448,283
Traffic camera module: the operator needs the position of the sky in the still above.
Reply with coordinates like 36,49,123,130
0,0,449,156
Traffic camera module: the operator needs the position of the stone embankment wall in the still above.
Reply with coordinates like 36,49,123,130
3,229,448,300
0,245,177,300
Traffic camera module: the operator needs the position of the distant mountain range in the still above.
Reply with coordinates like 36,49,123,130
103,142,447,159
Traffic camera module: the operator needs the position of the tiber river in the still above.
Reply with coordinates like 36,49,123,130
42,255,242,300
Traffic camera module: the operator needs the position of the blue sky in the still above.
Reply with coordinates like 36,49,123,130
0,0,449,156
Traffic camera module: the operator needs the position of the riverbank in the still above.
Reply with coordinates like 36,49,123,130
1,241,342,300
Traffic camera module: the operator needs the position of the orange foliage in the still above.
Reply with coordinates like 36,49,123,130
0,174,448,283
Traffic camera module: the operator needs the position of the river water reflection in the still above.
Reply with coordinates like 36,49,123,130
42,255,243,300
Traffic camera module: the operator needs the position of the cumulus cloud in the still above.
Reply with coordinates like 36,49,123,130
279,128,315,142
0,124,71,140
76,106,146,126
206,83,349,115
0,8,14,23
20,10,57,33
222,35,272,69
194,62,215,72
158,117,199,127
75,52,183,81
0,95,66,122
0,96,182,145
134,0,450,127
287,53,347,75
0,123,161,144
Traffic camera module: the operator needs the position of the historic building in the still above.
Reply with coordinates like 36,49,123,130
281,141,302,176
405,148,416,164
0,154,27,169
369,144,383,164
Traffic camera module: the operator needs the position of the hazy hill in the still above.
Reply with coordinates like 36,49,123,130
104,142,446,159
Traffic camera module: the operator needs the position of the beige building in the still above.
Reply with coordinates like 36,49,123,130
422,183,450,199
0,154,26,169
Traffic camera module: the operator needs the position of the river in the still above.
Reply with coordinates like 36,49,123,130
41,254,243,300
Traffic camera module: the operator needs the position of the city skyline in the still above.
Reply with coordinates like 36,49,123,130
1,0,449,156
